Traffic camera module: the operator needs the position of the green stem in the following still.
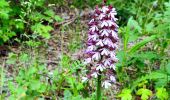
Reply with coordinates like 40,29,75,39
96,74,102,100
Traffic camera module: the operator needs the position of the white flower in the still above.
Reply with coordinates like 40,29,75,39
112,56,118,62
113,23,119,28
100,29,109,37
111,17,118,21
48,72,53,77
96,64,105,71
101,21,108,27
86,45,96,52
107,20,114,27
89,25,98,32
91,72,98,78
101,48,109,56
110,51,115,58
96,39,104,47
101,6,109,13
103,38,112,45
108,11,117,18
108,42,117,48
110,64,116,70
82,77,88,82
103,58,111,66
110,76,116,82
110,30,118,40
99,13,105,20
84,58,91,64
114,44,118,48
89,19,95,24
88,34,99,41
111,8,116,12
92,52,101,61
102,81,111,88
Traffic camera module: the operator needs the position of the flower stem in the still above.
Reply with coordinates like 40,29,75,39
96,74,102,100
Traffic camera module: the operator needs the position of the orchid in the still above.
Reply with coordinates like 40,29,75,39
83,0,119,90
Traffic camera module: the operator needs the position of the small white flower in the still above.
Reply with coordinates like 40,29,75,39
114,44,118,49
86,45,96,52
101,6,109,13
48,72,53,77
103,38,112,45
110,51,115,58
102,81,111,88
110,64,116,70
89,19,95,24
103,59,111,66
96,39,104,47
84,58,91,64
99,13,105,20
113,23,119,28
112,56,118,62
92,52,101,61
108,42,117,48
108,12,117,18
82,77,88,82
107,20,114,27
101,48,109,56
110,76,116,82
88,34,99,41
101,21,108,27
110,30,118,40
111,8,116,12
89,25,98,32
112,17,118,21
91,72,98,78
100,29,109,37
96,64,105,71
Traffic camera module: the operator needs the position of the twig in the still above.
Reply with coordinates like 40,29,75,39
55,17,78,27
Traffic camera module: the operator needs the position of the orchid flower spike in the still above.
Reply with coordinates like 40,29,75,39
83,1,119,88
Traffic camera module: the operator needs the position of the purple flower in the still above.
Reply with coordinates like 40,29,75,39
83,3,119,88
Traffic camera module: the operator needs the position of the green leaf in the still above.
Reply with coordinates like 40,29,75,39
0,0,9,7
19,53,29,62
155,78,168,88
156,88,169,100
64,90,72,100
132,72,168,90
29,80,41,90
54,15,63,22
27,67,37,76
131,51,158,60
136,88,152,100
128,35,157,54
127,17,142,33
6,53,17,64
31,23,53,39
77,83,84,90
44,9,55,17
0,0,11,19
118,89,132,100
166,62,170,75
38,84,47,93
29,12,45,21
25,40,41,47
16,87,26,96
145,22,154,33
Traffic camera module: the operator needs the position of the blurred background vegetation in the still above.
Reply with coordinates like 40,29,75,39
0,0,170,100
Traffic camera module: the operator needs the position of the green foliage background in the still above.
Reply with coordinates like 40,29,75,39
0,0,170,100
